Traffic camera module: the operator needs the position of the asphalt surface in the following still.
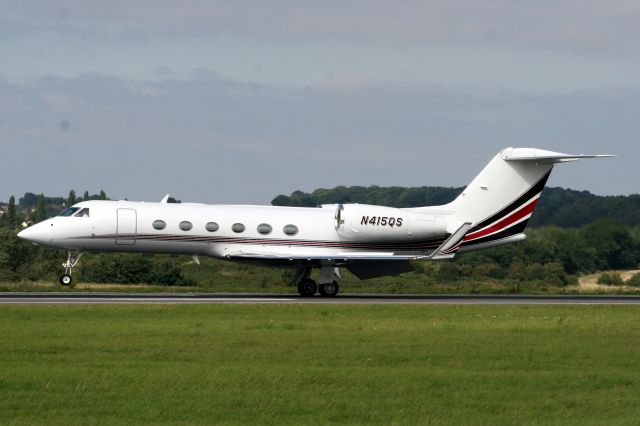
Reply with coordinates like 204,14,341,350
2,293,640,305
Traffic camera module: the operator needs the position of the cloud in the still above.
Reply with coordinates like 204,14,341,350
154,65,175,78
4,1,640,53
0,72,636,204
118,28,148,44
313,73,374,91
3,2,640,95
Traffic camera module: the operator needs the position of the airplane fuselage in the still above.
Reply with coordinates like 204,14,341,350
22,200,453,262
17,148,612,294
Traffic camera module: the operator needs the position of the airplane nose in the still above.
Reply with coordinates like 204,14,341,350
17,227,31,240
17,223,49,245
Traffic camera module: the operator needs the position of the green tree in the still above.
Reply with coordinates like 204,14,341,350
35,193,46,222
83,191,90,202
67,190,76,206
580,220,638,269
626,273,640,287
99,190,107,200
542,262,569,286
7,195,16,228
18,193,40,209
597,272,624,286
436,263,465,281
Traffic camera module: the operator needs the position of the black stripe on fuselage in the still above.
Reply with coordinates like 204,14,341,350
468,170,551,233
93,233,450,251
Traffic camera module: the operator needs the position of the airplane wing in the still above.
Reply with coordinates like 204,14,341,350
225,248,419,279
224,222,473,278
225,222,471,262
345,261,417,279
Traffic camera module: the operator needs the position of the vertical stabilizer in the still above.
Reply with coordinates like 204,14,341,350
441,147,612,252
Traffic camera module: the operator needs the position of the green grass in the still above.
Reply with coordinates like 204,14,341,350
2,305,640,425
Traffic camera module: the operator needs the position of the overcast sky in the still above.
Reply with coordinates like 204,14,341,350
1,1,638,203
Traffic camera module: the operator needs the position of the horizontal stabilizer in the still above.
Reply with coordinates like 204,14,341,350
501,148,614,164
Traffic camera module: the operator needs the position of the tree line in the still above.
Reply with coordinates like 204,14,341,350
0,189,188,285
0,190,107,227
446,220,640,286
272,186,640,228
0,187,638,287
0,219,637,287
0,227,190,285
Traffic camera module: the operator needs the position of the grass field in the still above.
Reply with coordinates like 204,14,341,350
2,304,640,425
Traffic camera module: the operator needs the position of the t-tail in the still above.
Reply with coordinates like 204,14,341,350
425,147,613,257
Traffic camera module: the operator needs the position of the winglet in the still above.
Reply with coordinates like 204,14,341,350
160,194,170,204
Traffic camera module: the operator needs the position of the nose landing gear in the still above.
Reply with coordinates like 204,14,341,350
59,251,83,286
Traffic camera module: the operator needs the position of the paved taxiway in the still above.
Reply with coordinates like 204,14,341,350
2,293,640,305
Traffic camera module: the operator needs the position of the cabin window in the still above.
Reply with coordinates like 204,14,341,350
179,221,193,231
152,220,166,230
58,207,80,217
283,224,299,236
74,208,90,217
232,223,245,233
205,222,219,232
257,223,272,235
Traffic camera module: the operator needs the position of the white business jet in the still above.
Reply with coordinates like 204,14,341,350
18,148,611,296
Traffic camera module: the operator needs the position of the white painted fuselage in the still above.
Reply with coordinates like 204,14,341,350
17,147,612,287
19,201,453,262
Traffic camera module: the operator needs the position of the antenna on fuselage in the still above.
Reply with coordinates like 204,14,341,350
160,194,170,204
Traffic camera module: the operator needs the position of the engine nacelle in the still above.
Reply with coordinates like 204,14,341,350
335,204,448,241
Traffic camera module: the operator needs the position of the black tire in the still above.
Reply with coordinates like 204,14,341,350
319,281,339,297
297,279,317,297
59,274,73,286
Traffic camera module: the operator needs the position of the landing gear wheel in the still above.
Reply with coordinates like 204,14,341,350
319,281,339,297
59,251,83,287
297,279,317,297
59,274,73,286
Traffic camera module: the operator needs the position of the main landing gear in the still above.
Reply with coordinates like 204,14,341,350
319,281,339,297
59,251,83,286
297,279,340,297
295,266,340,297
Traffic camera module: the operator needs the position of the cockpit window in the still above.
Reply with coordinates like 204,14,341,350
74,208,90,218
58,207,80,217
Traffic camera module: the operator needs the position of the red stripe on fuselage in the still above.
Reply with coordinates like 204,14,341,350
464,197,539,242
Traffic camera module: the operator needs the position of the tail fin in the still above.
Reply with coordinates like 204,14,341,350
444,147,613,253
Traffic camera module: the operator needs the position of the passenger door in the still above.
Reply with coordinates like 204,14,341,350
116,208,137,245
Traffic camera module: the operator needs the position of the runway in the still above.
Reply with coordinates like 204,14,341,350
2,293,640,305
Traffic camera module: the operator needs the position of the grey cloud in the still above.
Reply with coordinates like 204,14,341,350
119,28,148,44
191,68,223,80
0,14,107,40
5,1,640,53
0,73,635,204
154,66,175,78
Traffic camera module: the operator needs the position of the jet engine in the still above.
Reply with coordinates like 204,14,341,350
334,204,448,241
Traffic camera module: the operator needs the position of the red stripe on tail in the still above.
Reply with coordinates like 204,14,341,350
464,197,539,242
